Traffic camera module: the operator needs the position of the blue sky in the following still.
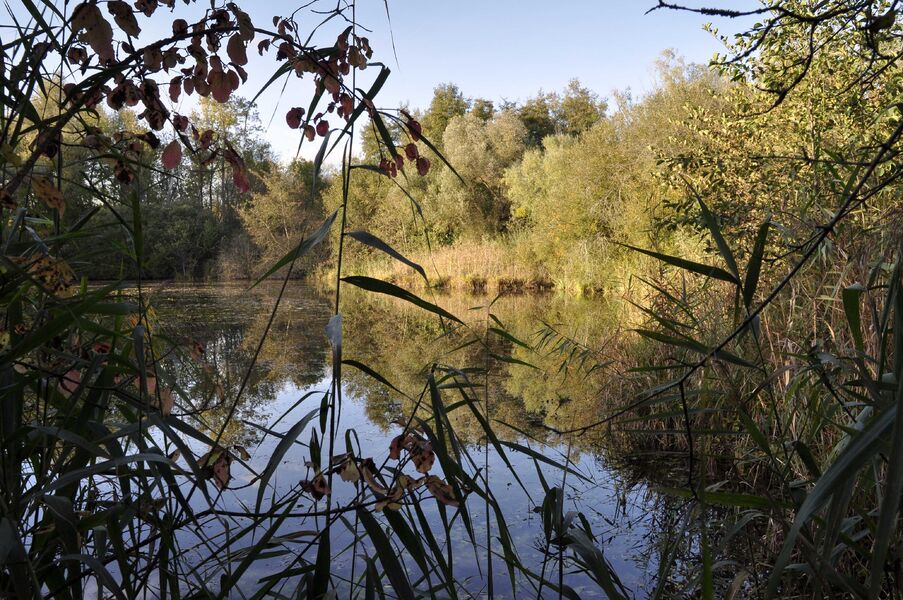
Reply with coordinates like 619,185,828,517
248,0,754,161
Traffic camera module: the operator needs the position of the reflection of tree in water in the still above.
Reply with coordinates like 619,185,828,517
140,283,745,593
147,283,332,446
339,288,632,448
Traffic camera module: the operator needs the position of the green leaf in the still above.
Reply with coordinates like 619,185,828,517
342,359,410,399
356,508,416,600
743,220,770,309
622,243,740,284
254,408,319,513
767,405,897,596
697,196,739,280
341,276,463,324
346,230,426,281
499,440,591,483
868,295,903,598
567,528,628,599
843,283,866,353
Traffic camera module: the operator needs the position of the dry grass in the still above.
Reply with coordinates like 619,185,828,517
335,239,556,295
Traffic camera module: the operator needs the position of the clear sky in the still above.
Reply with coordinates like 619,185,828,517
244,0,755,162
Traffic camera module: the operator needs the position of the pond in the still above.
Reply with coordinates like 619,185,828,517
132,281,699,598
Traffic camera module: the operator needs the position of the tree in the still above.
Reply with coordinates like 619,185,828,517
517,91,557,147
420,83,470,145
470,98,495,122
241,159,326,269
435,111,527,237
554,78,606,136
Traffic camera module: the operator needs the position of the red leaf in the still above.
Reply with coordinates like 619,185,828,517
161,140,182,170
286,107,304,129
316,120,329,137
408,119,422,142
416,156,430,176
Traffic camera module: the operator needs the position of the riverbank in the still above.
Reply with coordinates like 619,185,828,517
317,238,641,297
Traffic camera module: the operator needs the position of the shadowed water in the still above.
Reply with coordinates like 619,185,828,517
133,282,698,598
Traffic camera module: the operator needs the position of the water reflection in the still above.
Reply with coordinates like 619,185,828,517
133,282,692,598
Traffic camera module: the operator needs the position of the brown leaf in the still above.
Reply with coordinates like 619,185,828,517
388,434,405,460
410,440,435,474
199,447,232,490
72,3,115,64
207,69,232,103
107,1,140,37
1,188,16,210
426,476,460,507
156,386,174,416
32,176,65,215
226,34,247,66
169,77,181,102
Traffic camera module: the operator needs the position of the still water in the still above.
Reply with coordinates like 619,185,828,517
135,282,689,598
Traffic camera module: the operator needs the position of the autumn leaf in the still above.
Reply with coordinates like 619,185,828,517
171,18,188,35
426,476,460,507
226,34,248,66
223,144,249,192
388,434,405,460
16,254,78,296
169,77,181,102
339,459,360,482
72,2,115,64
199,447,232,490
410,440,435,474
286,107,304,129
32,176,65,215
107,1,140,37
58,369,82,398
1,188,16,210
155,386,174,416
161,140,182,170
301,473,331,500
